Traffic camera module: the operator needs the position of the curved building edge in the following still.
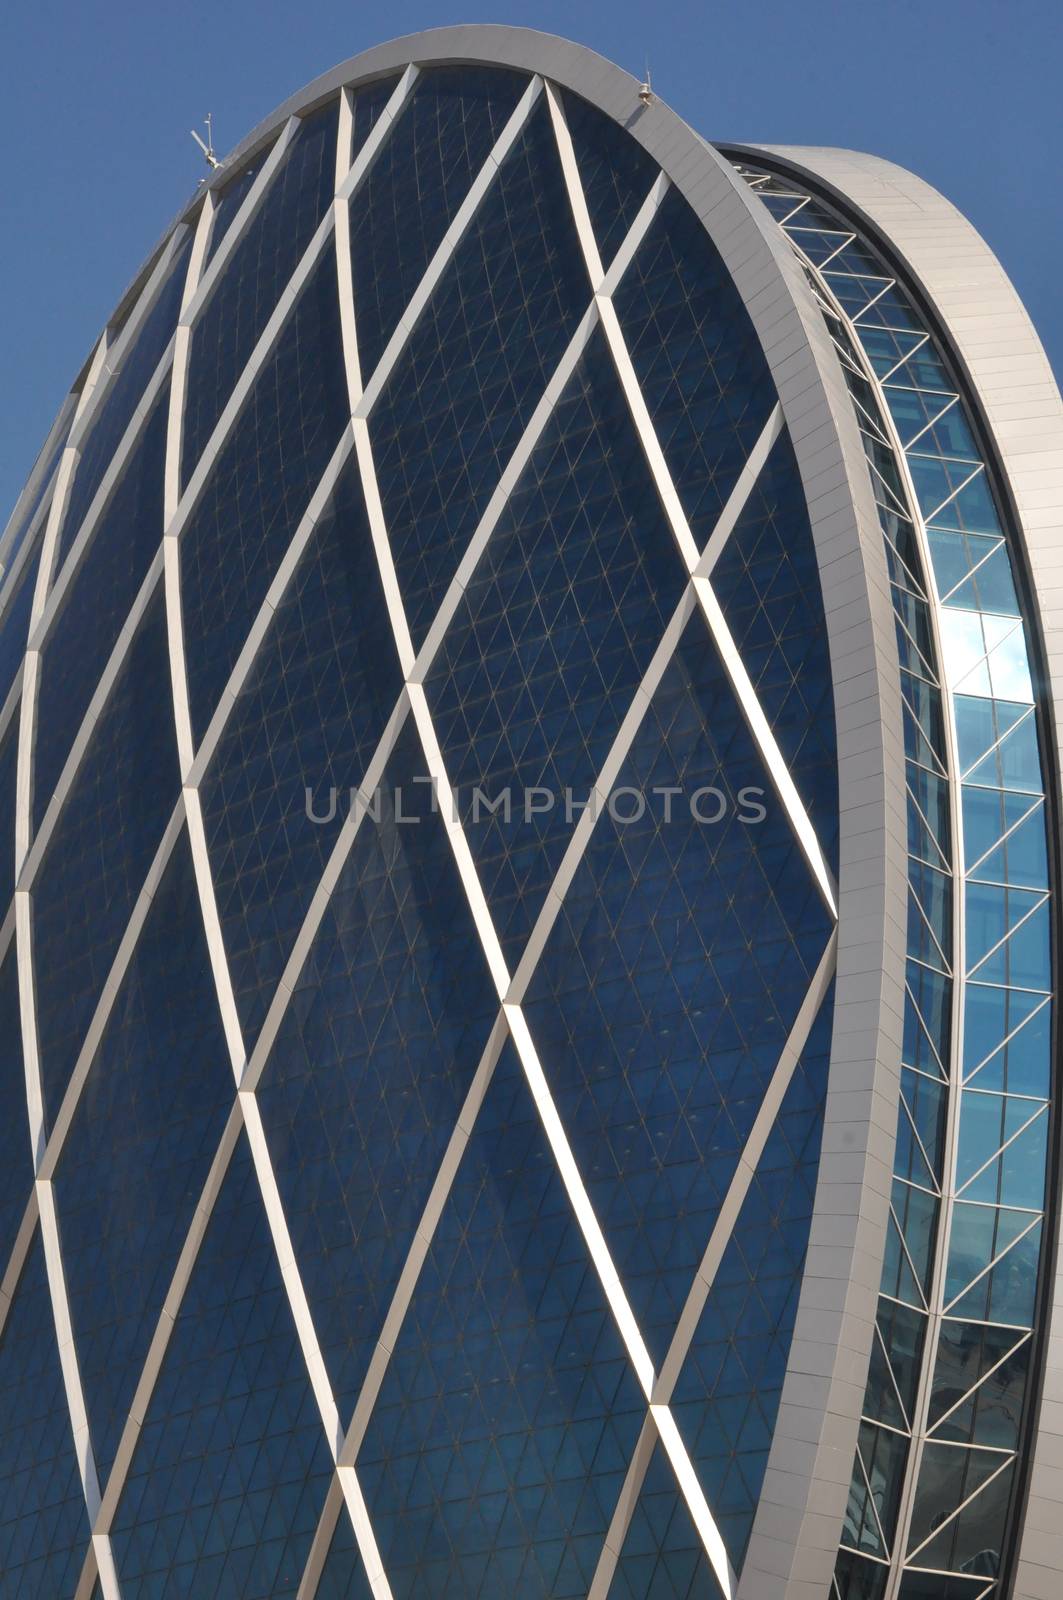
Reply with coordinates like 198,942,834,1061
726,141,1063,1600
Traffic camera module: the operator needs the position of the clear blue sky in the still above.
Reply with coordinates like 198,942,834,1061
3,0,1061,521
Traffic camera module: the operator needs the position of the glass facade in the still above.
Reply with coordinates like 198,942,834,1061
737,162,1056,1600
0,29,1055,1600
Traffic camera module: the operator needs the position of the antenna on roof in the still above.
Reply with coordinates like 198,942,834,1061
638,63,654,108
191,114,221,170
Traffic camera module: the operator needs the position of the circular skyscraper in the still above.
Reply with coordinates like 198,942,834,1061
1,26,1060,1600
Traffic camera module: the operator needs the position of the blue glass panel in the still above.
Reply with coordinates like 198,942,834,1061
111,1132,333,1599
201,454,403,1045
559,88,658,266
56,233,192,567
425,323,688,963
349,66,527,380
963,713,1042,794
0,1238,90,1599
182,100,340,480
961,787,1040,875
956,1091,1047,1211
963,985,1049,1097
834,1547,890,1600
0,948,32,1274
607,1440,726,1600
0,715,17,912
712,429,839,870
669,991,832,1570
967,798,1047,889
945,1203,1041,1325
356,1039,645,1599
369,93,589,647
523,612,832,1365
612,186,776,553
52,829,233,1487
33,591,180,1131
904,960,951,1078
33,380,170,830
0,529,46,709
257,715,498,1419
206,162,265,265
953,694,1030,778
928,1321,1030,1449
348,75,401,162
180,244,349,746
906,1444,1012,1575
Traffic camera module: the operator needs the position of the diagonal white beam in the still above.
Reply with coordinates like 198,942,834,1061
354,75,543,419
586,932,839,1596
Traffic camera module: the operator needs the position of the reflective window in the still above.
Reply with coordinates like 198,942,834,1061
348,66,528,379
180,244,349,746
52,829,232,1486
369,92,589,646
182,100,340,482
0,948,32,1273
201,453,403,1045
33,380,170,830
0,1238,90,1599
33,591,180,1130
111,1133,334,1598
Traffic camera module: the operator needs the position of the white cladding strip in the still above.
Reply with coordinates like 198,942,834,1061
587,931,839,1597
546,88,836,923
354,76,543,420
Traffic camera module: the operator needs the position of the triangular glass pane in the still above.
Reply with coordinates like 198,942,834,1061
968,801,1048,889
945,1202,1040,1322
968,895,1050,990
907,763,950,868
850,283,921,331
349,66,529,378
110,1133,334,1594
884,387,958,449
907,862,951,972
883,344,952,392
891,1179,938,1304
32,592,181,1131
900,672,947,771
606,1439,727,1599
613,182,776,553
33,379,172,831
928,1320,1030,1449
965,882,1044,973
964,710,1042,791
424,322,689,964
906,1446,1012,1575
960,1100,1048,1211
862,1327,909,1431
926,466,1002,537
256,714,501,1422
57,232,192,572
354,1040,646,1599
904,962,951,1080
843,1422,906,1558
857,327,926,379
671,990,834,1569
369,92,589,647
52,829,234,1488
201,454,404,1046
182,98,340,478
180,243,350,746
954,695,1030,777
0,1238,91,1599
895,1070,944,1192
822,270,894,318
523,608,833,1366
559,86,659,266
786,226,854,267
875,1299,925,1426
881,1207,928,1308
962,788,1040,875
711,427,839,872
963,985,1050,1097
